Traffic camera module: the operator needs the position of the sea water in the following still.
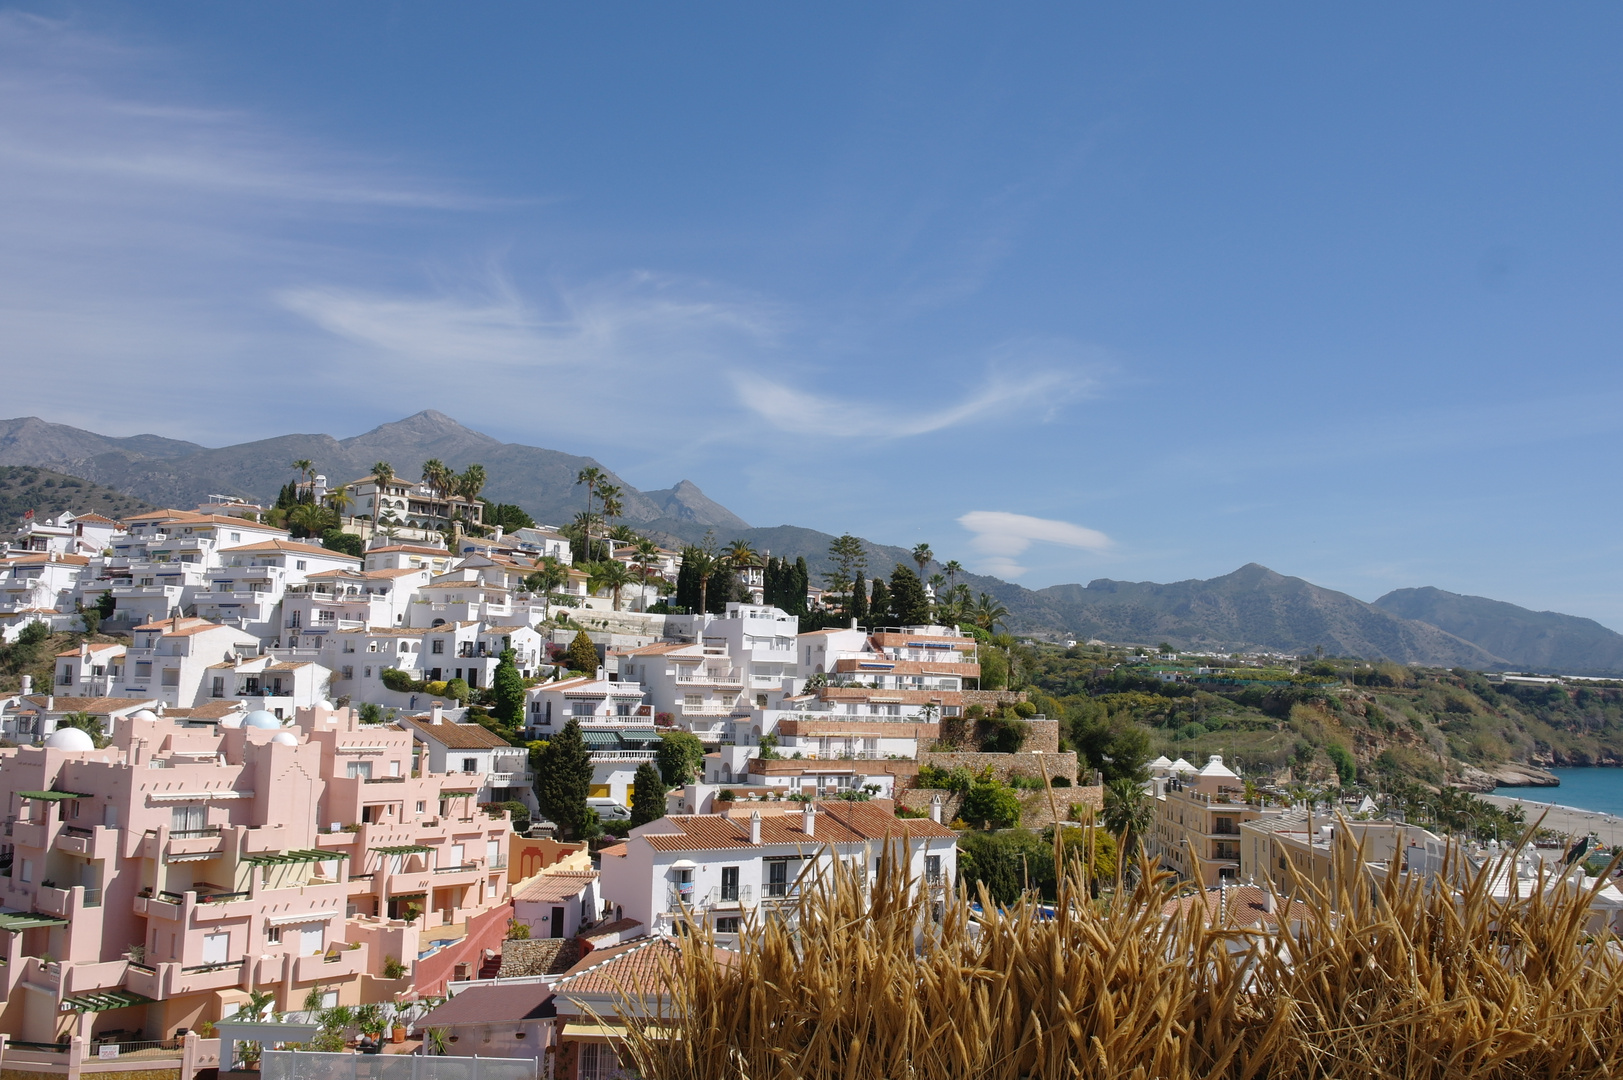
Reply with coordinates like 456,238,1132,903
1496,767,1623,818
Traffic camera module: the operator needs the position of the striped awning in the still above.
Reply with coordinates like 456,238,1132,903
0,911,69,931
372,844,433,855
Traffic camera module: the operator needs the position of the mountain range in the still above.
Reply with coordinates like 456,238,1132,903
5,412,1622,676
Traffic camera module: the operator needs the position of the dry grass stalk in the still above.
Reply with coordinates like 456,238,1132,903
615,829,1623,1080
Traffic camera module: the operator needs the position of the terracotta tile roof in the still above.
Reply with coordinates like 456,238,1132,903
580,917,641,941
124,510,287,531
184,700,250,720
1160,885,1309,931
131,617,242,637
24,695,154,713
334,626,424,636
367,545,452,556
223,539,358,558
513,869,599,903
70,514,119,525
418,983,556,1027
555,936,733,999
596,844,628,859
419,581,505,591
398,716,514,750
363,568,425,579
481,626,530,635
5,553,91,566
636,801,956,852
55,643,124,656
613,642,696,657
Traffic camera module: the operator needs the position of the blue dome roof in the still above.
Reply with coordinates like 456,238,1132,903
244,710,282,730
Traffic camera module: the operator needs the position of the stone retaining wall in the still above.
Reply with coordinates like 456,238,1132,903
916,749,1078,784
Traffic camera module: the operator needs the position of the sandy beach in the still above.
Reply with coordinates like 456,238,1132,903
1478,793,1623,848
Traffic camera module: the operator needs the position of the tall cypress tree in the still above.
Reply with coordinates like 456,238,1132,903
869,577,891,626
889,564,932,627
630,760,668,827
535,718,592,839
792,558,810,616
850,572,868,622
491,648,525,726
675,552,701,613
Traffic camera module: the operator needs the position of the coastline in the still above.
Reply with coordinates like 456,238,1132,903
1477,793,1623,847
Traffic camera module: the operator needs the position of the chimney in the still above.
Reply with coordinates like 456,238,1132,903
929,794,943,824
850,618,858,630
802,803,815,837
80,642,89,663
430,702,443,725
46,695,53,713
1262,888,1276,914
749,811,762,845
19,675,31,697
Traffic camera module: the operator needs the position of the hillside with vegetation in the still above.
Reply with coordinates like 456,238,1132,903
1012,641,1623,796
0,465,154,523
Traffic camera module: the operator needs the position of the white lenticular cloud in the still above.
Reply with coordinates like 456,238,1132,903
957,510,1112,578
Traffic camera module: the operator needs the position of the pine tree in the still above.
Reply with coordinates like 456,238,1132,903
566,630,600,676
850,572,868,622
869,577,891,625
491,648,525,726
889,564,932,626
535,719,592,839
630,761,667,827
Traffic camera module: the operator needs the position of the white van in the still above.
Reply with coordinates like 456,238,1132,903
587,797,633,822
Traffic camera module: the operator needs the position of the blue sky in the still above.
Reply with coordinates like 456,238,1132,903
4,5,1623,626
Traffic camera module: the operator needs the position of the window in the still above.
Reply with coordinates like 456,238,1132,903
766,859,790,898
347,761,373,780
715,916,740,934
201,932,230,965
172,804,207,834
572,700,595,717
390,759,401,777
431,639,444,654
266,925,281,944
721,866,739,902
321,990,338,1008
341,666,354,680
300,923,324,956
211,676,225,698
58,667,73,686
925,855,942,884
416,801,426,814
578,1043,623,1080
161,668,180,687
684,694,702,707
463,758,478,773
296,560,307,571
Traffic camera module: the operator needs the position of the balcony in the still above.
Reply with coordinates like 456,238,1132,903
588,750,657,763
133,893,182,921
34,885,71,917
172,959,247,994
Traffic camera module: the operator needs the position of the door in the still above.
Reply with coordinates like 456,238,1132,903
202,932,229,965
550,906,565,938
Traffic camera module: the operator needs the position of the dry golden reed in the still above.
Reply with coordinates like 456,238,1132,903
616,831,1623,1080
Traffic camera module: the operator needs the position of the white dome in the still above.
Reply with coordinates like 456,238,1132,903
318,699,334,710
44,726,94,751
270,731,299,746
219,712,246,729
131,709,159,723
244,710,282,730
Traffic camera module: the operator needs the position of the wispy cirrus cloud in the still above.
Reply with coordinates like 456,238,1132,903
732,339,1101,438
958,509,1113,578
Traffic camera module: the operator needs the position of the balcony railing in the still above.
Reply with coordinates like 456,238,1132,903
434,863,478,874
172,827,223,838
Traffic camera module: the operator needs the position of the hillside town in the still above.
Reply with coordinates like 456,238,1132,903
0,466,1619,1080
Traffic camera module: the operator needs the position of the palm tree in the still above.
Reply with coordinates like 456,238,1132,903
683,547,722,614
911,543,934,576
928,572,947,594
943,560,963,590
631,537,662,586
587,559,635,611
575,466,604,551
289,502,331,539
420,459,451,500
457,463,486,502
291,458,315,495
597,484,624,540
570,511,603,561
325,484,353,519
369,462,395,523
972,593,1009,633
1102,778,1154,854
606,524,638,544
525,556,568,621
725,539,758,567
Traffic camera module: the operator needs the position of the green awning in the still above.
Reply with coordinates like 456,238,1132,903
580,730,622,747
0,912,69,931
62,989,152,1013
372,844,433,855
244,849,349,866
620,728,660,741
16,791,89,802
439,788,477,795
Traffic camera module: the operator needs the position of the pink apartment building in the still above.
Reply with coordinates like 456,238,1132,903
0,703,514,1043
